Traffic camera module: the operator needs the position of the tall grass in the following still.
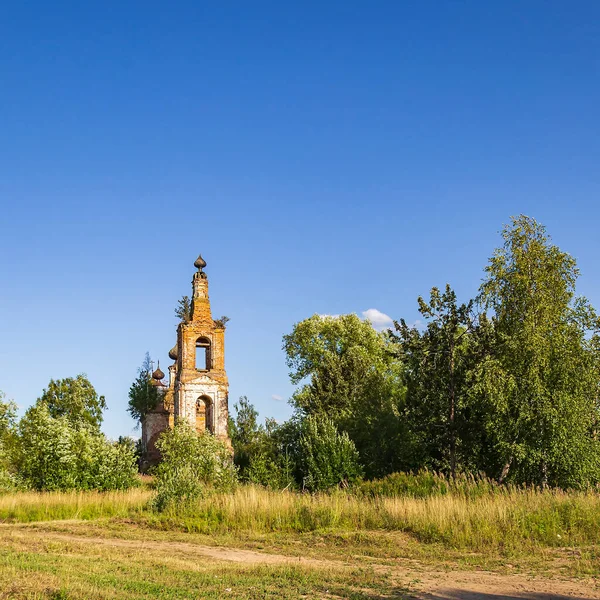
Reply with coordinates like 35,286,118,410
3,477,600,553
147,485,600,551
0,488,151,522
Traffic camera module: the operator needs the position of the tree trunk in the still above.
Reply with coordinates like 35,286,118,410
498,457,512,484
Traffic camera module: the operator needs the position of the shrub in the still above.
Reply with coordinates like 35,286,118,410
298,416,363,492
0,469,25,493
153,422,237,511
247,450,296,490
16,404,138,491
353,471,499,499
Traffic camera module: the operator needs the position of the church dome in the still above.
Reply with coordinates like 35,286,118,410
194,254,207,271
152,365,165,381
168,345,178,361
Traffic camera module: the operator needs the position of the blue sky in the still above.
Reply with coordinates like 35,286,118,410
1,1,599,438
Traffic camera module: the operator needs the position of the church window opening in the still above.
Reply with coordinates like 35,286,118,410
195,337,211,371
197,395,213,433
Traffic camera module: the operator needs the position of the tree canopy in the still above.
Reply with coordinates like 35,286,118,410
127,353,159,424
38,374,106,429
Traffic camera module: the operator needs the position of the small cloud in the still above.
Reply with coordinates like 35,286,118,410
362,308,394,331
271,394,283,402
408,319,424,330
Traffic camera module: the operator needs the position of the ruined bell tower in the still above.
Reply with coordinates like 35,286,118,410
141,254,230,463
171,255,230,442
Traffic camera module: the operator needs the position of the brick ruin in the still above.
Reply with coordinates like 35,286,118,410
141,255,230,464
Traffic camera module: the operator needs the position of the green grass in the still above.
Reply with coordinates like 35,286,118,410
137,485,600,553
0,528,400,599
0,489,150,522
3,479,600,555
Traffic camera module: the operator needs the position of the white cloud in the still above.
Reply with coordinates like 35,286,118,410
362,308,394,331
271,394,283,402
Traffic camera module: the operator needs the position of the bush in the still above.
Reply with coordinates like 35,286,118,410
0,469,25,493
247,450,296,490
298,416,363,492
353,471,499,499
16,404,138,491
153,422,237,511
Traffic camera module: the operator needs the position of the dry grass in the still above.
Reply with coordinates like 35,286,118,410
0,488,151,523
146,485,600,551
3,484,600,553
3,485,600,597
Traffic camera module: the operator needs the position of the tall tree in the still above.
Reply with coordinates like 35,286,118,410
0,391,18,476
228,396,260,477
38,374,106,429
283,314,406,477
391,285,480,477
477,215,600,487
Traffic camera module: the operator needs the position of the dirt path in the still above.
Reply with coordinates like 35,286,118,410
4,527,600,599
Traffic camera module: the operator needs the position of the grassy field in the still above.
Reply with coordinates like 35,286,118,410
1,484,600,598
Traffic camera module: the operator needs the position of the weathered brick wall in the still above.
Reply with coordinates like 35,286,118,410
141,265,231,465
142,403,170,465
171,270,230,443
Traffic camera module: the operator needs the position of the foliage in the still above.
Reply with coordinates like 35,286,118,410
153,422,237,511
298,415,363,492
390,285,485,476
278,215,600,490
284,314,406,478
0,391,17,437
214,315,230,328
246,418,299,490
228,396,259,476
175,295,192,323
477,215,600,487
37,374,106,429
229,397,297,489
0,391,20,490
15,403,138,491
354,471,498,500
127,353,159,424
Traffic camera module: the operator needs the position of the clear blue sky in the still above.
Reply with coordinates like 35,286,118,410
1,1,599,438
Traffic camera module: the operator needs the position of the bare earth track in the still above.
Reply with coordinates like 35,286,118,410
3,526,599,600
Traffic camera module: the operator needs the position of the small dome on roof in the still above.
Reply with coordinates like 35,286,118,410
152,363,165,381
168,345,178,361
194,254,207,271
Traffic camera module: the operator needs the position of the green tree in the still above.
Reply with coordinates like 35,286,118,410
153,422,237,510
477,215,600,487
228,396,259,477
391,285,481,477
229,397,297,488
127,353,159,424
298,415,363,492
16,403,137,491
0,391,19,490
283,314,406,478
0,391,17,441
38,374,106,429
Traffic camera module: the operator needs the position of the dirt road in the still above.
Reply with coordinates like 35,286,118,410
2,525,599,599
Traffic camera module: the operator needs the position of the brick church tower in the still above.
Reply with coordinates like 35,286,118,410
142,255,230,464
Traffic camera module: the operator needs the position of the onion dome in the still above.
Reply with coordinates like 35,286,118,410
168,344,178,361
152,362,165,381
194,254,207,271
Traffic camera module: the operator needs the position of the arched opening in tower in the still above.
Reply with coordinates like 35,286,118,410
195,337,211,371
196,395,213,433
